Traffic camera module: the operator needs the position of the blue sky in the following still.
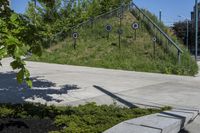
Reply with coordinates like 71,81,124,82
11,0,195,26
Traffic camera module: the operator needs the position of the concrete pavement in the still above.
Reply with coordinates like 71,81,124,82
0,58,200,109
1,58,200,132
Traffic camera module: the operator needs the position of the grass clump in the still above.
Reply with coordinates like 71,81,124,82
0,102,166,133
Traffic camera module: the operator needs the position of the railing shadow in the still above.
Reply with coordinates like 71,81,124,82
93,85,137,108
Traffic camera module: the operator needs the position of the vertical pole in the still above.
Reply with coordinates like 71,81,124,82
73,38,76,50
159,10,162,22
119,34,121,49
195,0,199,60
135,30,136,40
178,50,181,64
186,19,189,50
154,41,156,58
119,16,122,49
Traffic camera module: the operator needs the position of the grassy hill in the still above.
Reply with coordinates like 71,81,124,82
29,11,198,76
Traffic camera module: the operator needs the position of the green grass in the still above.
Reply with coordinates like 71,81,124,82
0,102,169,133
29,12,198,76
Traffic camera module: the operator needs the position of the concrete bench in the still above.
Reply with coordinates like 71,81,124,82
104,108,199,133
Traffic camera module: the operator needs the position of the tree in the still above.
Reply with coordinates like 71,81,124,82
0,0,42,87
173,21,193,50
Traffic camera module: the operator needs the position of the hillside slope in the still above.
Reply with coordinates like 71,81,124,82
29,11,198,76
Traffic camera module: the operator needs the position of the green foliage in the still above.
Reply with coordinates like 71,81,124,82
53,103,161,133
0,106,15,118
0,102,164,133
0,0,43,87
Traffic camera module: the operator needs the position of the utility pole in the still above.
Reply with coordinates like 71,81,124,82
195,0,199,60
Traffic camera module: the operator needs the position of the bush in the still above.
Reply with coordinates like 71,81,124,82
0,106,15,118
0,102,166,133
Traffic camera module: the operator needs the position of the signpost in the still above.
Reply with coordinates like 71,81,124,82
131,22,139,40
89,17,94,28
105,24,112,40
117,28,123,48
117,11,123,49
72,32,78,49
152,37,157,58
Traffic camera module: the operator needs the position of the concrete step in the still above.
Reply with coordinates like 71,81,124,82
104,108,199,133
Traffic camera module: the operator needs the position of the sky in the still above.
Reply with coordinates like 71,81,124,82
11,0,195,26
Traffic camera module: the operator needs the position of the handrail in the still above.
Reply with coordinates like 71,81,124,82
50,3,131,41
131,2,183,53
49,2,182,63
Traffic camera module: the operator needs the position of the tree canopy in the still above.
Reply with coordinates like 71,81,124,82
0,0,42,87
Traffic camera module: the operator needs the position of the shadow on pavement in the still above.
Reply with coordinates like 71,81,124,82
179,129,190,133
0,72,79,103
93,85,137,108
0,118,59,133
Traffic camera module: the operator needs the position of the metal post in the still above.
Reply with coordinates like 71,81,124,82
178,50,181,64
73,38,76,50
134,30,136,40
119,16,122,49
154,41,156,58
195,0,199,60
159,10,162,22
119,34,121,49
186,19,189,50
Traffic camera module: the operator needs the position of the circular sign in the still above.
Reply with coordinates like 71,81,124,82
72,32,78,39
117,28,123,35
152,37,157,42
132,22,139,30
106,25,112,32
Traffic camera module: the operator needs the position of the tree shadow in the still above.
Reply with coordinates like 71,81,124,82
0,72,80,103
0,120,29,131
0,118,59,133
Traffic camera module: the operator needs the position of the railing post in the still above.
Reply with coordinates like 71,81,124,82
178,50,181,64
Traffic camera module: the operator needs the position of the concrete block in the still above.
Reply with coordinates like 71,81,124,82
104,109,199,133
125,114,181,133
104,122,161,133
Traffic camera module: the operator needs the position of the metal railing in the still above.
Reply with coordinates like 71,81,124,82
130,2,183,63
48,3,131,46
47,2,183,63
